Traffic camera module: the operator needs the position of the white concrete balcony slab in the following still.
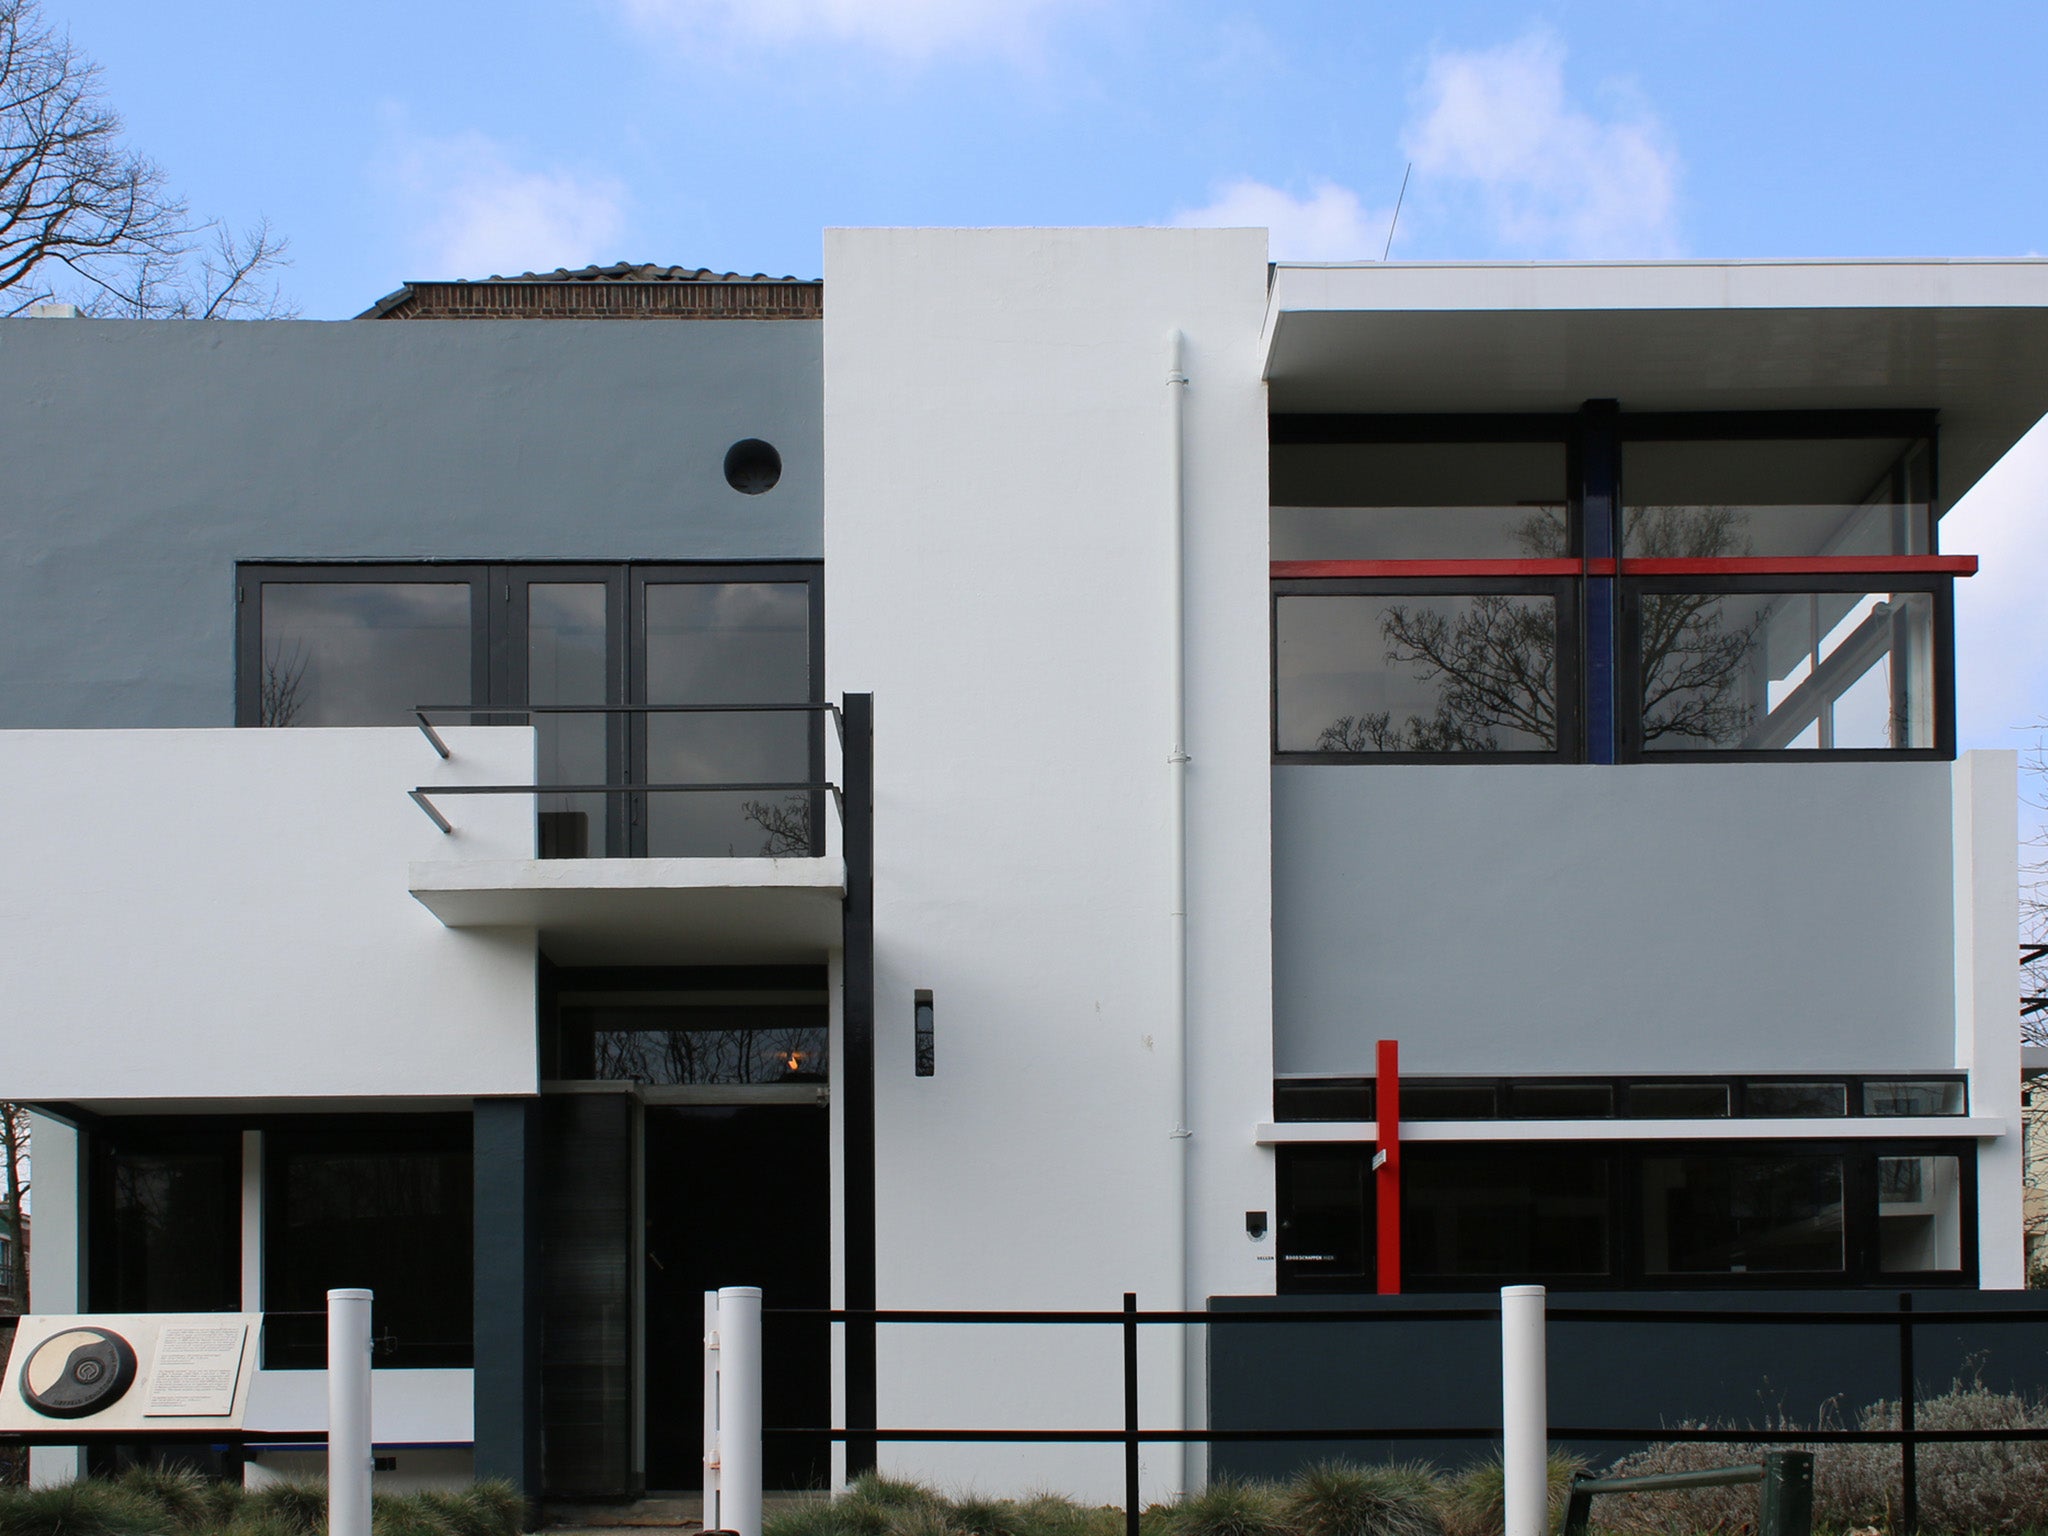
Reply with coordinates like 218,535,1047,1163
408,855,845,965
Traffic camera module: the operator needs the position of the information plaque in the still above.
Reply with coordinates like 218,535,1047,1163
0,1314,262,1434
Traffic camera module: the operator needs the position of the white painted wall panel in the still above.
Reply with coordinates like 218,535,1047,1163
0,727,536,1101
824,227,1273,1498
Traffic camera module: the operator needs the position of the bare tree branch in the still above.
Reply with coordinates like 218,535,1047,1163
0,0,293,318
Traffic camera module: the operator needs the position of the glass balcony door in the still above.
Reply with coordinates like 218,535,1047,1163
496,569,627,858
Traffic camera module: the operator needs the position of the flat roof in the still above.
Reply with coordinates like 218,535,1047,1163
1265,259,2048,511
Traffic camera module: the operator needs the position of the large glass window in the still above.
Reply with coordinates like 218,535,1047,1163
1275,585,1570,756
640,579,814,858
1405,1148,1613,1281
1641,1153,1844,1276
238,564,823,857
1626,585,1938,753
1272,441,1568,560
264,1121,472,1368
90,1130,240,1313
254,581,476,727
1623,437,1933,559
558,999,827,1085
1877,1154,1964,1272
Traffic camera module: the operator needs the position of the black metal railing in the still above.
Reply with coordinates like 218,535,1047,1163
762,1292,2048,1536
407,701,842,854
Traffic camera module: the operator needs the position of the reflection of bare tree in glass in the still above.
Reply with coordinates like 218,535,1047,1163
591,1024,827,1084
259,641,308,727
741,793,812,857
1316,505,1760,752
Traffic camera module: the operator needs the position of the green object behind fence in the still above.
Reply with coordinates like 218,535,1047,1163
1561,1450,1814,1536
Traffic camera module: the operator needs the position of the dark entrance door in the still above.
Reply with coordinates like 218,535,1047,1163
643,1104,830,1492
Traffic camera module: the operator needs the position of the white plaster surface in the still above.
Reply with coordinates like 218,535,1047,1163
0,727,537,1101
824,227,1274,1499
242,1367,474,1442
1956,751,2024,1285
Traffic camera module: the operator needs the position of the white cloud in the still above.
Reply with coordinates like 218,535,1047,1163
390,128,628,279
617,0,1083,61
1403,30,1680,258
1171,178,1389,262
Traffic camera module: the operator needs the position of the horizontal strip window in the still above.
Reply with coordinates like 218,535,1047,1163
1273,577,1579,762
1277,1138,1977,1293
1618,576,1953,759
1272,1074,1967,1123
1272,439,1570,562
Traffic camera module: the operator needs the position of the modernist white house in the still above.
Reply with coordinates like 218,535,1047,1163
2,237,2046,1502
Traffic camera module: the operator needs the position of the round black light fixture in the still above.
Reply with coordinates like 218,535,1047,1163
723,439,782,495
20,1327,138,1419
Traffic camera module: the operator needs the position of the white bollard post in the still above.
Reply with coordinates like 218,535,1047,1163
327,1288,374,1536
718,1287,763,1536
704,1291,723,1531
1501,1285,1548,1536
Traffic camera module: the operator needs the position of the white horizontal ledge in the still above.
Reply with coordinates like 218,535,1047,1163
1255,1117,2008,1146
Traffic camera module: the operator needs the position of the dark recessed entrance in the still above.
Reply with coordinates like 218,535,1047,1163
643,1104,830,1492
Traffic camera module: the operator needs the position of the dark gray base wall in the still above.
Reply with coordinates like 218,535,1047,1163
1207,1291,2048,1481
474,1100,543,1496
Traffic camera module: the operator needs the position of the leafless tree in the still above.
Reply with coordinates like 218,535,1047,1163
0,1104,27,1309
0,0,294,318
741,793,813,857
1321,505,1759,753
259,640,308,727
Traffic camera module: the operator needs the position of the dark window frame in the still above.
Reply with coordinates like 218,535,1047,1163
1274,1136,1979,1294
235,560,827,857
1272,1073,1969,1123
1270,575,1582,764
1269,409,1956,766
1616,572,1956,762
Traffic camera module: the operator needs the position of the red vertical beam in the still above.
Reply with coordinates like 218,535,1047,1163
1376,1038,1401,1295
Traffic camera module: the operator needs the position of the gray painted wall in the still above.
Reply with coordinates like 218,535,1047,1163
1273,761,1958,1076
0,318,821,727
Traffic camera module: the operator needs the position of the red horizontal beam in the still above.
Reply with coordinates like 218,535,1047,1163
1271,555,1976,580
1271,559,1592,579
1623,555,1977,577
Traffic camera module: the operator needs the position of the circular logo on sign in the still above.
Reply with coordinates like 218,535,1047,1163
20,1328,138,1419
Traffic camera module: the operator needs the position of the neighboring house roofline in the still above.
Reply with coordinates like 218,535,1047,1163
359,262,822,320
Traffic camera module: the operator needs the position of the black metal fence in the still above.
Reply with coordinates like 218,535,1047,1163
765,1292,2048,1536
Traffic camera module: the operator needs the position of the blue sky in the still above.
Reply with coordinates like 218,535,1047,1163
51,0,2048,815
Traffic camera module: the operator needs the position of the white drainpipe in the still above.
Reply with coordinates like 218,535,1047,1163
1166,328,1193,1493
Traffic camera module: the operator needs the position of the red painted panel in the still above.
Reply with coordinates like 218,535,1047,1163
1376,1038,1400,1296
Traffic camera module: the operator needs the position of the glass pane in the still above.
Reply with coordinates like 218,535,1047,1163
1278,1149,1372,1286
1641,1155,1844,1274
1277,593,1560,754
1623,438,1931,557
530,583,608,858
1404,1149,1612,1279
643,583,811,856
1745,1082,1849,1117
1635,589,1935,751
1864,1080,1967,1116
1401,1084,1498,1120
1272,442,1568,560
258,583,472,726
1274,1080,1374,1123
565,1003,827,1085
265,1129,472,1368
1627,1083,1731,1118
1506,1084,1614,1119
1878,1155,1964,1271
97,1145,239,1312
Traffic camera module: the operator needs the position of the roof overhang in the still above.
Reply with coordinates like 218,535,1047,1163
1264,259,2048,511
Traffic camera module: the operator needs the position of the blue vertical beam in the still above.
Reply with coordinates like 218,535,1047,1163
1580,401,1621,764
474,1098,541,1496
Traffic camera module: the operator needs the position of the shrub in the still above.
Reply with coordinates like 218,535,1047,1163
1283,1462,1441,1536
0,1481,166,1536
243,1480,326,1536
1434,1452,1584,1536
1157,1478,1288,1536
111,1466,215,1531
369,1493,445,1536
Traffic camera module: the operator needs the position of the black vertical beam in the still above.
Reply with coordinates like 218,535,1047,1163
474,1098,542,1499
1122,1292,1141,1536
1898,1291,1918,1536
1579,400,1621,764
843,693,879,1478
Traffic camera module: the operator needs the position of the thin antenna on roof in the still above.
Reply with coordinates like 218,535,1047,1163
1382,163,1412,261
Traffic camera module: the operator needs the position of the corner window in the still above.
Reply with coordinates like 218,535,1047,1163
1272,440,1567,561
1622,437,1933,559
